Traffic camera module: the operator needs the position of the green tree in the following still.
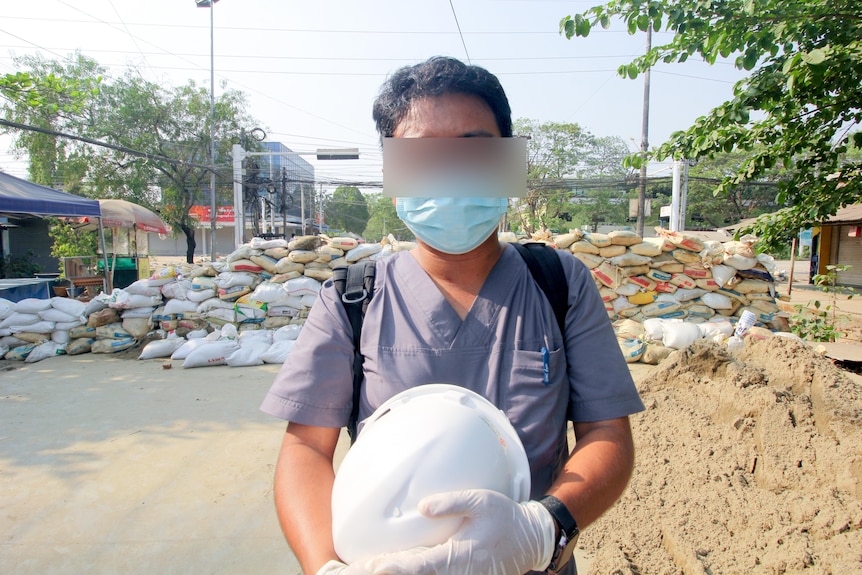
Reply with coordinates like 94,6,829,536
363,194,413,242
325,186,370,235
561,1,862,250
0,52,103,189
48,219,99,276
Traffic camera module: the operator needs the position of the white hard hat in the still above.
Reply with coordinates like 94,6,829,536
331,384,531,565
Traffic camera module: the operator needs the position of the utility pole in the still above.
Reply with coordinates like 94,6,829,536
636,23,652,237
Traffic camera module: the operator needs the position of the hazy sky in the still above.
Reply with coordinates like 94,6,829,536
0,0,748,187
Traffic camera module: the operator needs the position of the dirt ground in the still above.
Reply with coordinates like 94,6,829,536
585,338,862,575
3,318,862,574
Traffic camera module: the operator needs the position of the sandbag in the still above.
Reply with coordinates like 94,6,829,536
12,321,55,334
15,298,52,314
260,339,296,364
5,344,35,360
250,236,289,250
0,313,39,329
660,230,705,252
610,252,652,268
110,292,163,310
345,243,382,262
187,288,216,303
149,266,179,286
616,319,645,339
682,266,711,279
598,244,626,258
50,297,86,317
96,324,132,340
669,274,697,290
125,279,163,297
251,282,288,303
641,344,673,365
662,321,702,350
695,278,721,291
182,340,240,368
304,268,333,282
325,236,359,251
51,330,70,345
672,249,701,265
614,282,640,297
274,259,306,275
619,265,650,278
572,252,603,270
569,240,600,255
215,272,258,289
191,276,217,291
70,325,98,339
91,337,136,354
553,231,582,249
250,254,280,274
139,338,185,359
627,276,657,291
25,341,65,363
0,298,14,319
288,250,319,264
618,338,646,363
630,241,663,257
710,264,735,287
284,276,322,297
641,300,682,318
265,247,290,259
733,279,771,294
701,292,734,310
123,317,152,339
226,340,270,367
674,288,708,302
723,253,758,271
627,290,657,305
14,332,50,344
583,232,611,248
218,285,252,302
161,280,192,300
608,230,642,246
66,338,94,355
591,261,623,290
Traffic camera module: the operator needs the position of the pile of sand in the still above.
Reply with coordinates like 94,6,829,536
585,337,862,574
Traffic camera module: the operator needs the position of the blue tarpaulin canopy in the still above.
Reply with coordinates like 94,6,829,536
0,171,101,217
0,171,110,293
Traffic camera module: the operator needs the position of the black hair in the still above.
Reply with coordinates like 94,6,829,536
372,56,513,139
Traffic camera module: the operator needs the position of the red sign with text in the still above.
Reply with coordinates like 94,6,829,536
189,205,235,223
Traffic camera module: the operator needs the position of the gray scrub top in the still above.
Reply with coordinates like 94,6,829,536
261,243,644,498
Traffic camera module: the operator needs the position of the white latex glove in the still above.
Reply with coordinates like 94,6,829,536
367,489,555,575
316,559,372,575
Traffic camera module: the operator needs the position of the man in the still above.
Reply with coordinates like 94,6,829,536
261,56,644,575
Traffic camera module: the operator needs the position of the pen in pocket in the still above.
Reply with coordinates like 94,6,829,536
541,347,550,385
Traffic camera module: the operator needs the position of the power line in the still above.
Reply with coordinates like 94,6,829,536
448,0,471,64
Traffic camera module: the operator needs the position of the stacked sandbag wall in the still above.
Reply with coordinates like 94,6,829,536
545,228,789,364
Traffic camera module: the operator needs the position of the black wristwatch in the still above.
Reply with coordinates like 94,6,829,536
538,495,579,574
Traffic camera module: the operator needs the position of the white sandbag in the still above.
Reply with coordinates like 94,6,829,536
612,296,637,313
674,288,708,302
164,298,200,315
197,298,234,313
756,253,777,274
662,321,702,350
273,324,302,342
214,271,258,289
50,297,86,317
15,298,52,313
182,340,240,368
25,341,65,363
0,298,14,319
226,245,260,263
191,276,217,291
345,243,382,263
148,266,179,286
226,340,271,367
239,329,273,344
700,292,733,309
186,329,209,339
252,282,289,303
220,323,238,340
300,294,318,308
698,319,733,339
249,236,288,250
12,321,55,334
0,335,27,348
84,297,109,316
614,282,640,297
110,291,163,310
710,264,736,288
91,337,136,354
139,338,185,359
161,279,192,300
723,253,758,271
125,279,163,297
55,320,84,331
284,276,322,297
51,330,70,345
171,338,211,360
205,307,237,324
0,313,39,329
186,288,216,303
123,317,152,339
37,308,77,323
260,340,296,364
121,307,156,319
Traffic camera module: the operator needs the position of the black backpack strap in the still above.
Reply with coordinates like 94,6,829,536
511,242,569,336
333,259,376,442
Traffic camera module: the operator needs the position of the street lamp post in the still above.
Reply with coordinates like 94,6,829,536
196,0,219,260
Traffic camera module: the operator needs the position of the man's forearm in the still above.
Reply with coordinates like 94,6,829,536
274,426,341,574
547,416,635,529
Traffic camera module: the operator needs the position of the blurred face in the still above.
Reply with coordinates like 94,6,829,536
389,93,512,255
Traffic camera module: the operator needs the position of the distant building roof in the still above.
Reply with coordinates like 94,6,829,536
825,204,862,225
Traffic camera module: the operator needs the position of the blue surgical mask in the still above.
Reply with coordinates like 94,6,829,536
396,196,508,254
